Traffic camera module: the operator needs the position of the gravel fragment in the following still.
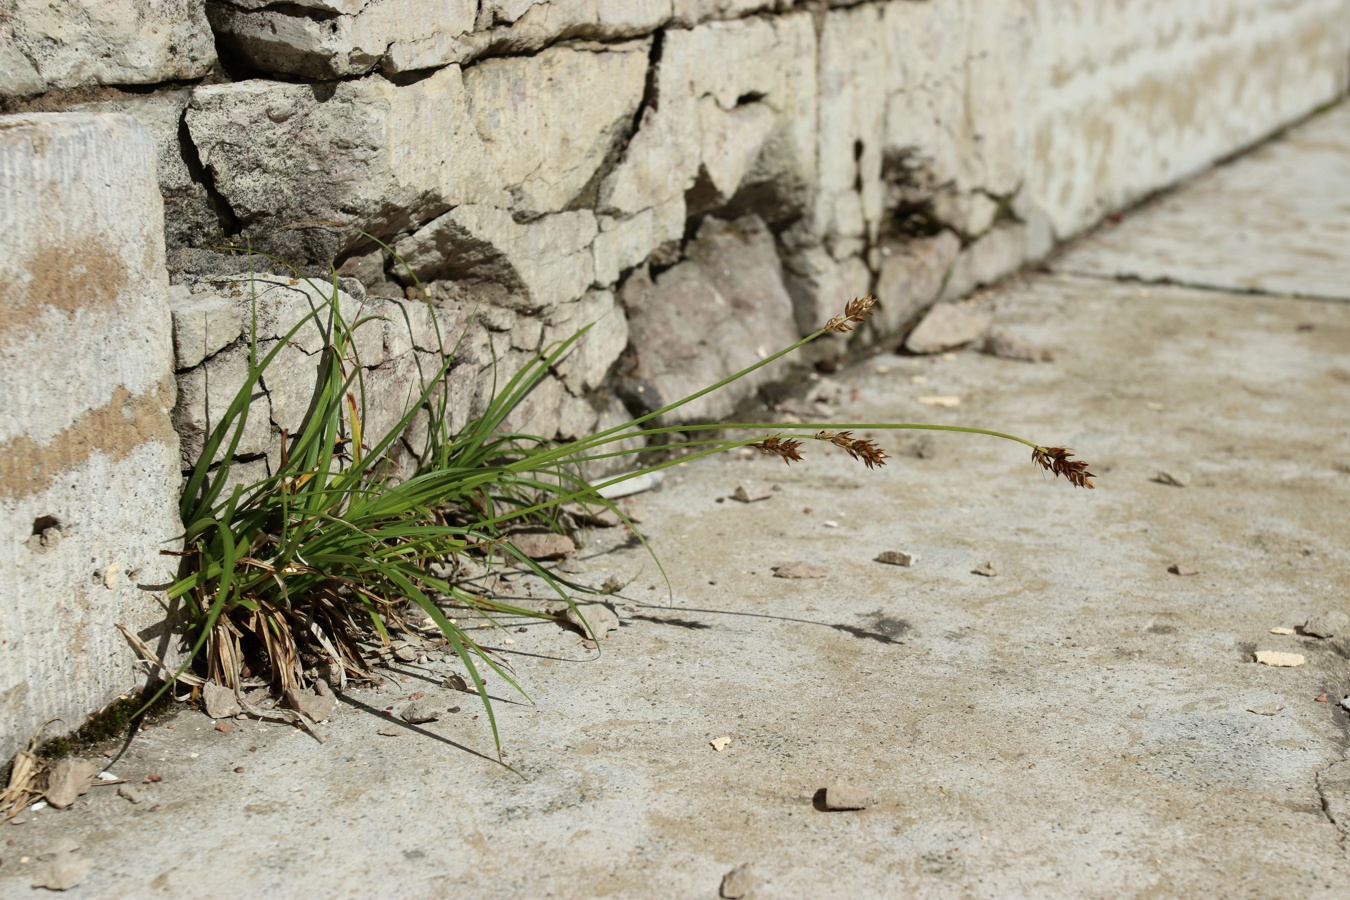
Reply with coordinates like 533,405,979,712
565,603,620,640
1304,610,1349,638
1255,651,1305,667
720,862,755,899
772,561,829,579
400,699,441,724
971,561,998,577
44,758,97,809
822,783,877,811
732,483,775,503
202,681,242,719
875,550,918,567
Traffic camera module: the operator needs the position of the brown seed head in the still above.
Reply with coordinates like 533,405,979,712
1032,446,1096,489
754,437,805,465
816,430,888,470
823,295,878,333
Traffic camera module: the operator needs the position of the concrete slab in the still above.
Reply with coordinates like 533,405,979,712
1057,102,1350,301
2,271,1348,896
0,113,184,764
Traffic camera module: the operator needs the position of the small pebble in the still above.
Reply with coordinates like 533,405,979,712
1152,470,1191,487
1304,610,1349,638
117,786,142,804
822,783,877,811
875,550,918,567
971,561,998,577
720,863,755,899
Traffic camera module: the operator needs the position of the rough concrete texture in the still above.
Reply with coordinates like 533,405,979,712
0,114,183,763
1023,0,1350,241
0,0,216,92
1057,101,1350,301
5,102,1350,897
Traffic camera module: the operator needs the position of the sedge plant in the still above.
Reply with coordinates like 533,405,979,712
150,267,1092,763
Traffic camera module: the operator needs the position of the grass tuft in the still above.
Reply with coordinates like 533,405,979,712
113,266,1092,765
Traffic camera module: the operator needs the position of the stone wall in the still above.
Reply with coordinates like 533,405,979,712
2,0,1348,756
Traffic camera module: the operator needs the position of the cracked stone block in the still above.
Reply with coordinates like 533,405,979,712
173,344,273,468
601,12,816,227
396,207,598,313
187,68,488,264
68,90,229,254
619,214,798,424
780,234,873,339
0,37,46,96
169,284,241,370
207,0,477,79
465,41,649,218
2,0,215,90
546,290,629,396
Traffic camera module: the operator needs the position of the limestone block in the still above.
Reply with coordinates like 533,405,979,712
873,231,962,336
881,0,1024,203
2,0,215,90
187,69,490,264
69,90,226,253
172,344,273,467
187,42,646,262
395,207,598,312
0,113,183,763
207,0,477,79
619,215,798,424
465,42,649,218
548,290,629,396
780,234,873,338
592,199,684,287
169,284,241,370
940,224,1027,302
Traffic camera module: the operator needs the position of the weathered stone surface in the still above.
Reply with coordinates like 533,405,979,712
940,224,1027,302
548,290,628,396
186,69,482,264
396,207,599,312
620,215,799,423
904,301,994,355
601,12,816,225
1,0,215,90
70,90,228,253
467,42,650,218
168,284,241,370
0,113,183,764
1023,0,1350,240
187,42,646,263
781,236,872,337
872,231,961,336
172,344,272,467
207,0,477,79
0,36,46,97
